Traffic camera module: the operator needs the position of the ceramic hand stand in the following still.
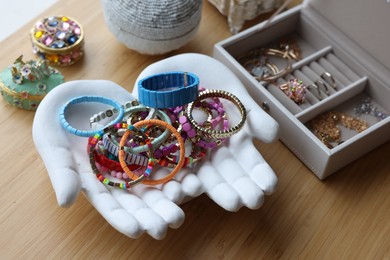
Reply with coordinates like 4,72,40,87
32,53,279,239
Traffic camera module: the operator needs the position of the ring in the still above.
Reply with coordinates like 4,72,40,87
321,72,337,89
279,78,307,105
315,79,329,95
60,96,124,137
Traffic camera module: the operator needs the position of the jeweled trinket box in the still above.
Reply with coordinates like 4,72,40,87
30,16,84,66
0,55,64,110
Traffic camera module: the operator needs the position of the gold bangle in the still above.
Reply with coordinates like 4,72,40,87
186,89,247,139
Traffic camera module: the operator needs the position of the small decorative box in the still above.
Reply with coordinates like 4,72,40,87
30,16,84,66
0,55,64,111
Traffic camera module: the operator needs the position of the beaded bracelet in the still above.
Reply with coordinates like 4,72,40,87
89,100,139,128
119,119,185,186
186,89,247,139
102,133,149,166
92,140,146,172
60,95,124,137
95,161,147,180
88,126,147,189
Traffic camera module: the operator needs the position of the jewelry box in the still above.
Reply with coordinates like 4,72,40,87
0,56,64,111
213,0,390,179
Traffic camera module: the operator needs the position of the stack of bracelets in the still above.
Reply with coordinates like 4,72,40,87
60,71,247,190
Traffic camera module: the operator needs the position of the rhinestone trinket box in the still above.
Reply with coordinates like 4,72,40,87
0,55,64,111
30,16,84,66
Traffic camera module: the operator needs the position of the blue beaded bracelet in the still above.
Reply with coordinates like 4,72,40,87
137,71,199,108
60,95,124,137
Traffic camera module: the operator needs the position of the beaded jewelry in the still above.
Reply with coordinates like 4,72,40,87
60,95,124,137
186,89,247,139
118,119,185,186
89,100,139,128
88,126,147,190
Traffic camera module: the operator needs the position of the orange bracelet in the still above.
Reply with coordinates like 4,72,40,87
118,119,185,185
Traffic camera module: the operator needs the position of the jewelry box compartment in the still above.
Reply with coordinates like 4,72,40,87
213,4,390,179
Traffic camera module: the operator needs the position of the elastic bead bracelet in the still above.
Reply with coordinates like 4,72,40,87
156,142,207,168
124,105,172,153
119,119,185,186
186,89,247,139
60,95,124,137
88,128,146,190
92,148,141,173
89,100,139,128
102,133,149,166
138,71,199,108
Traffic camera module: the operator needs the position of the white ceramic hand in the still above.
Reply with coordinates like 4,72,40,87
33,54,279,240
132,53,279,211
32,80,184,239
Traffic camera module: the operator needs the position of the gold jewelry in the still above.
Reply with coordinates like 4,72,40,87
238,48,292,83
186,89,247,139
278,37,302,61
307,111,368,148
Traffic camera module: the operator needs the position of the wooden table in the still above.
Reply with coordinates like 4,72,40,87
1,0,389,259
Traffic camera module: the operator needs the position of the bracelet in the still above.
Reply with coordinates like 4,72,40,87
102,134,149,166
186,89,247,139
125,105,172,152
95,161,145,180
137,71,199,108
89,100,139,128
93,148,141,173
119,119,185,186
60,95,124,137
88,126,146,190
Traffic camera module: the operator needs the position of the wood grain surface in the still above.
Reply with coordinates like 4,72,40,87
0,0,389,259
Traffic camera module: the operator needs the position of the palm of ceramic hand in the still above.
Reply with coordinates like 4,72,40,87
133,53,279,211
33,80,184,240
33,54,279,240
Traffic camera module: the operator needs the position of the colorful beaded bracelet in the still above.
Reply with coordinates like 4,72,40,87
88,127,146,190
138,71,199,108
119,119,185,186
89,100,139,128
93,147,140,172
186,89,247,139
123,105,172,153
60,95,124,137
102,133,149,166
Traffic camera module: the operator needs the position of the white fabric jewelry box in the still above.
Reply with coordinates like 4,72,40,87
213,0,390,179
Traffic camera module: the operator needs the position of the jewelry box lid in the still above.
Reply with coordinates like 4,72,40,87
302,0,390,72
0,56,64,111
